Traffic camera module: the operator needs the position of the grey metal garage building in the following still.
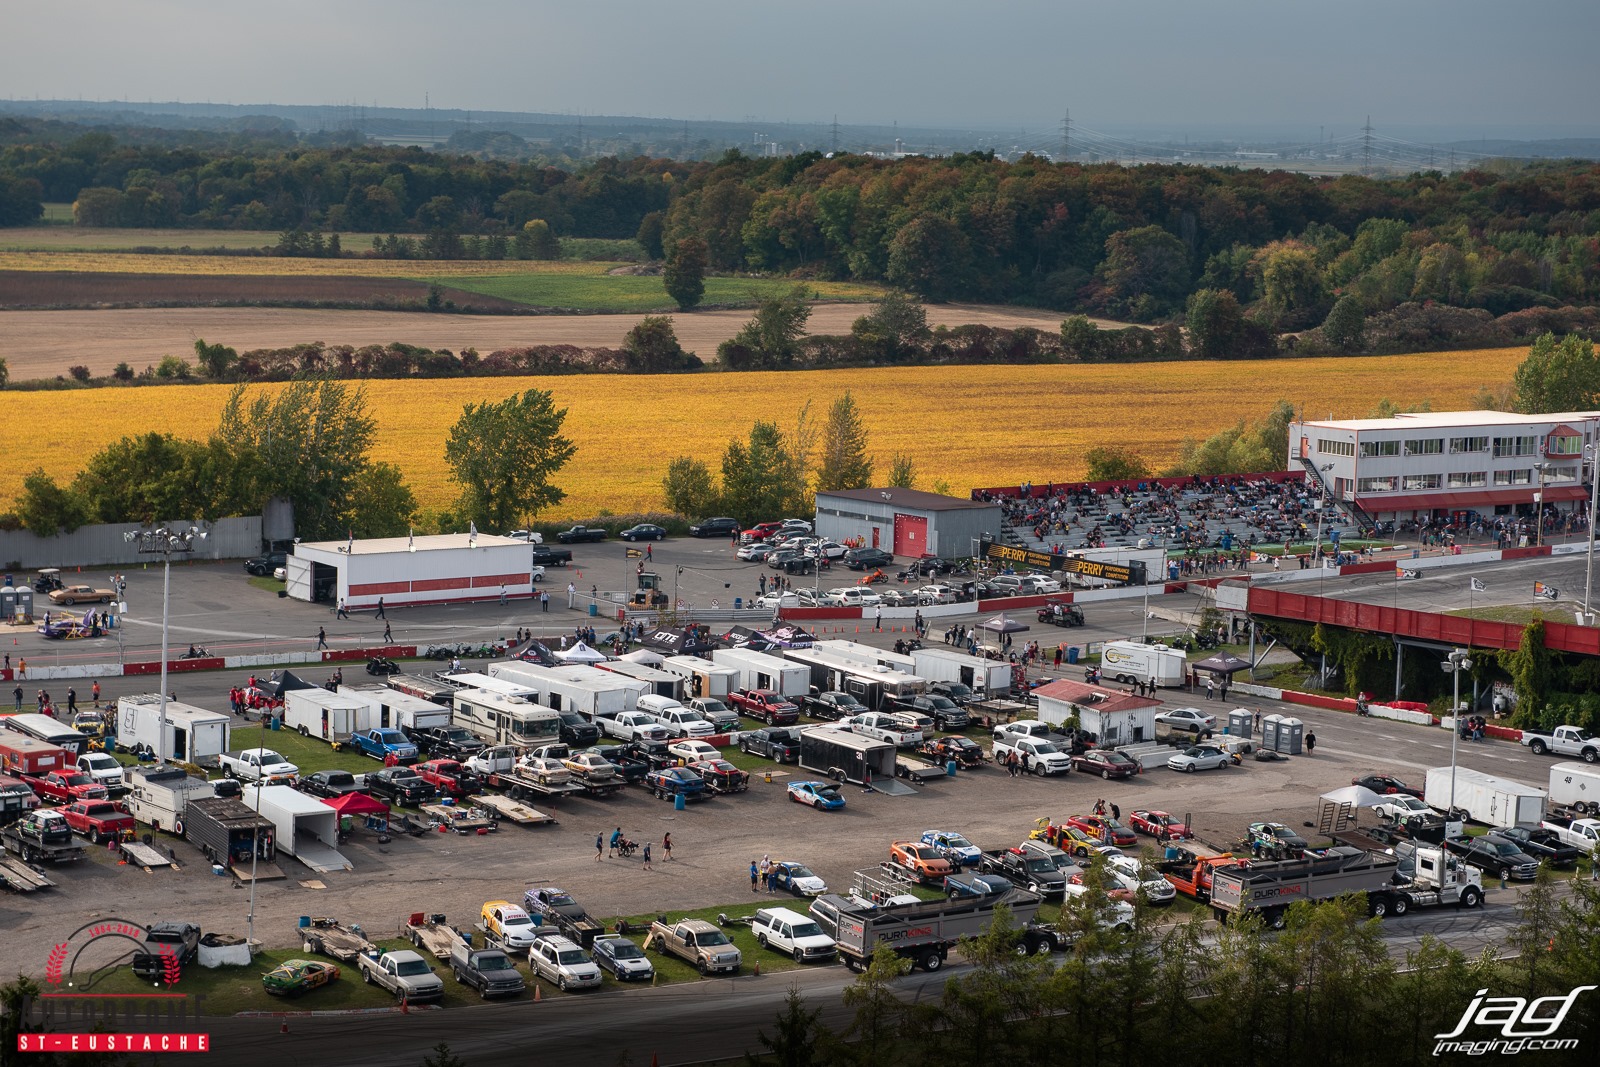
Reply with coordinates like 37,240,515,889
814,488,1002,560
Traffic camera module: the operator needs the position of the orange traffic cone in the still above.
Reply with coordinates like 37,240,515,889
753,960,760,976
280,1020,289,1034
401,993,409,1014
534,983,543,1002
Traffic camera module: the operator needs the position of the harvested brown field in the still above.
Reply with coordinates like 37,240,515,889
0,302,1078,380
0,271,529,312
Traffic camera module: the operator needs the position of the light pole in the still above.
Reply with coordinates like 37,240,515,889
1533,462,1550,548
1441,648,1473,819
1585,444,1600,624
124,526,207,764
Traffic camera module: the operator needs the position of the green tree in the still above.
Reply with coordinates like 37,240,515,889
0,355,9,388
522,219,561,260
1083,446,1150,482
1185,288,1245,359
193,338,237,379
1257,240,1329,328
885,215,973,302
636,211,666,260
815,391,874,492
1059,315,1101,360
17,468,91,536
719,285,811,369
886,452,916,489
341,462,417,538
664,236,709,310
420,1042,467,1067
662,456,718,517
1167,399,1294,476
828,943,911,1067
72,432,213,523
850,290,930,362
621,315,695,372
746,986,827,1067
1099,225,1191,319
1512,332,1600,414
445,388,577,532
720,421,805,521
214,380,378,541
1499,618,1554,724
1321,293,1367,352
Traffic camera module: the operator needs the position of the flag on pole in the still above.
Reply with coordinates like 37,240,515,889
1535,581,1559,600
408,527,415,551
1470,577,1487,592
346,528,354,554
469,521,478,538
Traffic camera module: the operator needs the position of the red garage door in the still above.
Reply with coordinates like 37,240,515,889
892,513,927,556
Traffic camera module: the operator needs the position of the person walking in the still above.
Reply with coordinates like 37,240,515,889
1205,675,1216,700
499,585,508,606
875,606,883,632
663,832,672,861
337,600,350,620
12,684,22,712
642,842,653,870
540,589,550,612
383,620,393,643
66,687,77,715
750,859,760,893
16,658,25,680
645,544,652,562
610,826,622,857
596,832,604,861
1110,802,1121,822
91,681,100,708
567,582,576,610
317,626,328,651
1305,730,1317,755
375,598,386,620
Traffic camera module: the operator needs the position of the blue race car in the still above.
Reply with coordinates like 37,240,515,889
787,781,845,811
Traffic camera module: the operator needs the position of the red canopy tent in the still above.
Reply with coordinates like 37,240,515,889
322,793,391,819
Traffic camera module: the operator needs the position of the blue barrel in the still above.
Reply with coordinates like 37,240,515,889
673,793,687,811
588,602,598,617
1164,847,1179,861
946,761,957,777
298,916,311,928
1067,646,1079,664
734,597,742,610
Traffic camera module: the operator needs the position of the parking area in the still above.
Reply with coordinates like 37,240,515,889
0,536,1550,988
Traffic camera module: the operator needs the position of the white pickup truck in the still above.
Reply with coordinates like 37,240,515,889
991,734,1073,776
842,713,921,748
217,748,299,783
603,711,672,743
358,949,444,1003
1540,812,1600,855
1521,726,1600,763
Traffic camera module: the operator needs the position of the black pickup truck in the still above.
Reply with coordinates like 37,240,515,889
529,545,573,567
411,725,486,762
555,526,607,544
132,922,201,980
1488,825,1581,868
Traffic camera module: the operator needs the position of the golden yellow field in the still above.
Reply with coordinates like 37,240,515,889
0,349,1523,520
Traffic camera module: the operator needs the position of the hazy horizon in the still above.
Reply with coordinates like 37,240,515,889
5,0,1598,142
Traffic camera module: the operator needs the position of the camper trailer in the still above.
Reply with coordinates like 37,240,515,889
125,764,216,832
451,689,562,749
282,688,375,745
661,656,741,701
338,684,452,734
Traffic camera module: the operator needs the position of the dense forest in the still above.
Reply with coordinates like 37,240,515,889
2,118,1600,341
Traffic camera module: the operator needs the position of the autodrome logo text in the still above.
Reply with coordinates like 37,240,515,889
1433,985,1594,1057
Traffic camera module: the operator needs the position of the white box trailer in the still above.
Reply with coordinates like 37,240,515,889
1099,641,1188,688
661,656,740,701
1425,766,1545,826
1548,762,1600,815
813,639,918,675
596,660,684,700
451,689,563,749
782,648,926,711
909,647,1013,700
713,648,809,699
337,685,452,733
283,688,375,745
241,783,350,873
491,662,645,719
115,695,231,765
125,764,216,833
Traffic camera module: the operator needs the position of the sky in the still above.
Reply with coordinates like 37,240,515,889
4,0,1598,141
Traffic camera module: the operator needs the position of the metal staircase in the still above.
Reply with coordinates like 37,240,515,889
1298,456,1375,534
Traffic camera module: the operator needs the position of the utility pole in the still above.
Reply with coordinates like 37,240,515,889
1061,108,1072,162
1361,115,1374,176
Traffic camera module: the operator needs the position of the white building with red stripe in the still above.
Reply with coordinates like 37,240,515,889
1288,410,1599,527
286,533,536,608
813,487,1002,559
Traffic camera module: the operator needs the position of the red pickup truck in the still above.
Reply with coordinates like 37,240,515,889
21,771,108,804
413,759,483,799
728,689,800,726
61,800,135,843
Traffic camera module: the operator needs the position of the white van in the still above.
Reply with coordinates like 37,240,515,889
750,907,837,963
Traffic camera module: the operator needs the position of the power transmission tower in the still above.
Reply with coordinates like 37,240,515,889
1060,108,1071,162
831,114,839,154
1361,115,1374,176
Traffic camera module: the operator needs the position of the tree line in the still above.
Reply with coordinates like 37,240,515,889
6,381,576,543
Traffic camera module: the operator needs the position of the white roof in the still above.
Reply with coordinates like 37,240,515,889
1298,409,1600,432
297,533,524,554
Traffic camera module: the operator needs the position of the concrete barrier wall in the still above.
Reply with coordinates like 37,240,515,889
0,516,265,570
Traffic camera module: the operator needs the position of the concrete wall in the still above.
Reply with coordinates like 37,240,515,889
0,517,264,570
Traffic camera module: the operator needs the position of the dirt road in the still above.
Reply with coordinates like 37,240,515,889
0,302,1100,380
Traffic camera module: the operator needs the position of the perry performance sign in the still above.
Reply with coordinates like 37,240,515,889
982,544,1143,585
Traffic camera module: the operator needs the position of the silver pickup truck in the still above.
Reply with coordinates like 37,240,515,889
357,949,444,1003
